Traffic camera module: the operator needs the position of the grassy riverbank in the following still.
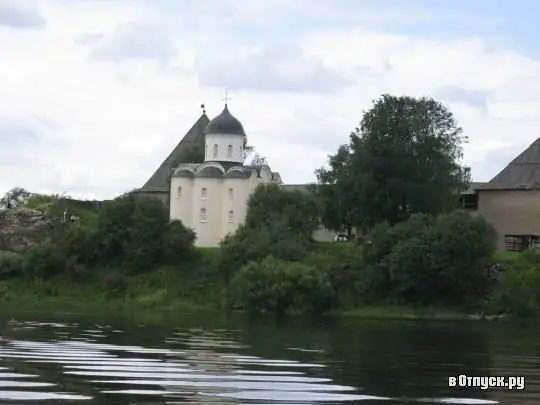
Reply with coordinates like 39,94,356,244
0,191,534,320
0,248,225,313
0,246,517,321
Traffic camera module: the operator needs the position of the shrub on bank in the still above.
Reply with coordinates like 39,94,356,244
217,184,320,283
491,249,540,317
303,243,364,308
225,255,335,313
218,223,312,282
359,210,497,307
0,253,23,280
0,195,196,281
22,242,67,280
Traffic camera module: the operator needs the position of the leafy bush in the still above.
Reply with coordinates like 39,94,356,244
364,214,435,265
358,214,435,303
359,210,496,306
63,226,99,265
491,249,540,317
0,254,24,280
494,265,540,318
218,222,312,282
22,242,67,280
225,255,335,313
303,243,364,308
162,220,196,264
93,195,194,272
245,183,321,240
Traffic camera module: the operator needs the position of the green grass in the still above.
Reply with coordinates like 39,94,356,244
338,305,479,320
492,250,522,266
0,248,226,313
0,248,524,319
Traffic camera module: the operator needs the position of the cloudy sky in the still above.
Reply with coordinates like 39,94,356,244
0,0,539,199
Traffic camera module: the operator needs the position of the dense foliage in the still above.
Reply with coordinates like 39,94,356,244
225,255,335,313
492,250,540,317
1,93,536,318
218,184,320,282
313,94,470,233
0,194,196,280
244,183,321,239
359,210,497,307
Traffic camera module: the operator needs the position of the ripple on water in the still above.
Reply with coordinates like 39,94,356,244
0,319,530,404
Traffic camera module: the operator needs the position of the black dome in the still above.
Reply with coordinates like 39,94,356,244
206,105,245,136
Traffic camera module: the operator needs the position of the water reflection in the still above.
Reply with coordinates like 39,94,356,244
0,314,536,404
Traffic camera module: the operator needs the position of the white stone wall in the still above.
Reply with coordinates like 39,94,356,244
170,176,193,228
204,133,244,163
171,165,287,247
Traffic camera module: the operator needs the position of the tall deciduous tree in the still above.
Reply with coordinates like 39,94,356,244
245,183,320,240
316,94,470,232
312,145,354,235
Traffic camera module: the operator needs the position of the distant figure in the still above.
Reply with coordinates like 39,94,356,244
63,208,68,223
69,215,81,226
334,233,348,242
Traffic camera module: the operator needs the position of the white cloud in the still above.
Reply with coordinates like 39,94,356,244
0,0,44,28
0,0,539,199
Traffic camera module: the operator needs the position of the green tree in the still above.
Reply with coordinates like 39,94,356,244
245,183,321,240
317,94,470,232
93,194,194,271
225,255,335,314
359,210,496,306
218,222,312,283
218,184,319,283
312,145,354,235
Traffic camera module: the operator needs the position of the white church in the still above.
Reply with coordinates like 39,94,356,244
136,102,334,247
136,103,284,246
169,103,282,246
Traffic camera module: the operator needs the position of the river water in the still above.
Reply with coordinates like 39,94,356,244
0,311,537,404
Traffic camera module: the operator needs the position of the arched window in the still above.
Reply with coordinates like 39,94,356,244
200,208,207,222
201,187,207,199
176,186,182,198
228,188,233,199
227,144,233,158
213,144,218,158
228,210,234,223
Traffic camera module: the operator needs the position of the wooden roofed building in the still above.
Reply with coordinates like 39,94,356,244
465,138,540,251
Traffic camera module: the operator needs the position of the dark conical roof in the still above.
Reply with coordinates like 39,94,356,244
138,112,209,192
206,104,245,136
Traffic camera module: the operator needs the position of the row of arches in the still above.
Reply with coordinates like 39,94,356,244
200,208,234,223
176,187,234,199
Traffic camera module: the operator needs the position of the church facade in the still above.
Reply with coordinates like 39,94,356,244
168,104,281,246
136,104,297,247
